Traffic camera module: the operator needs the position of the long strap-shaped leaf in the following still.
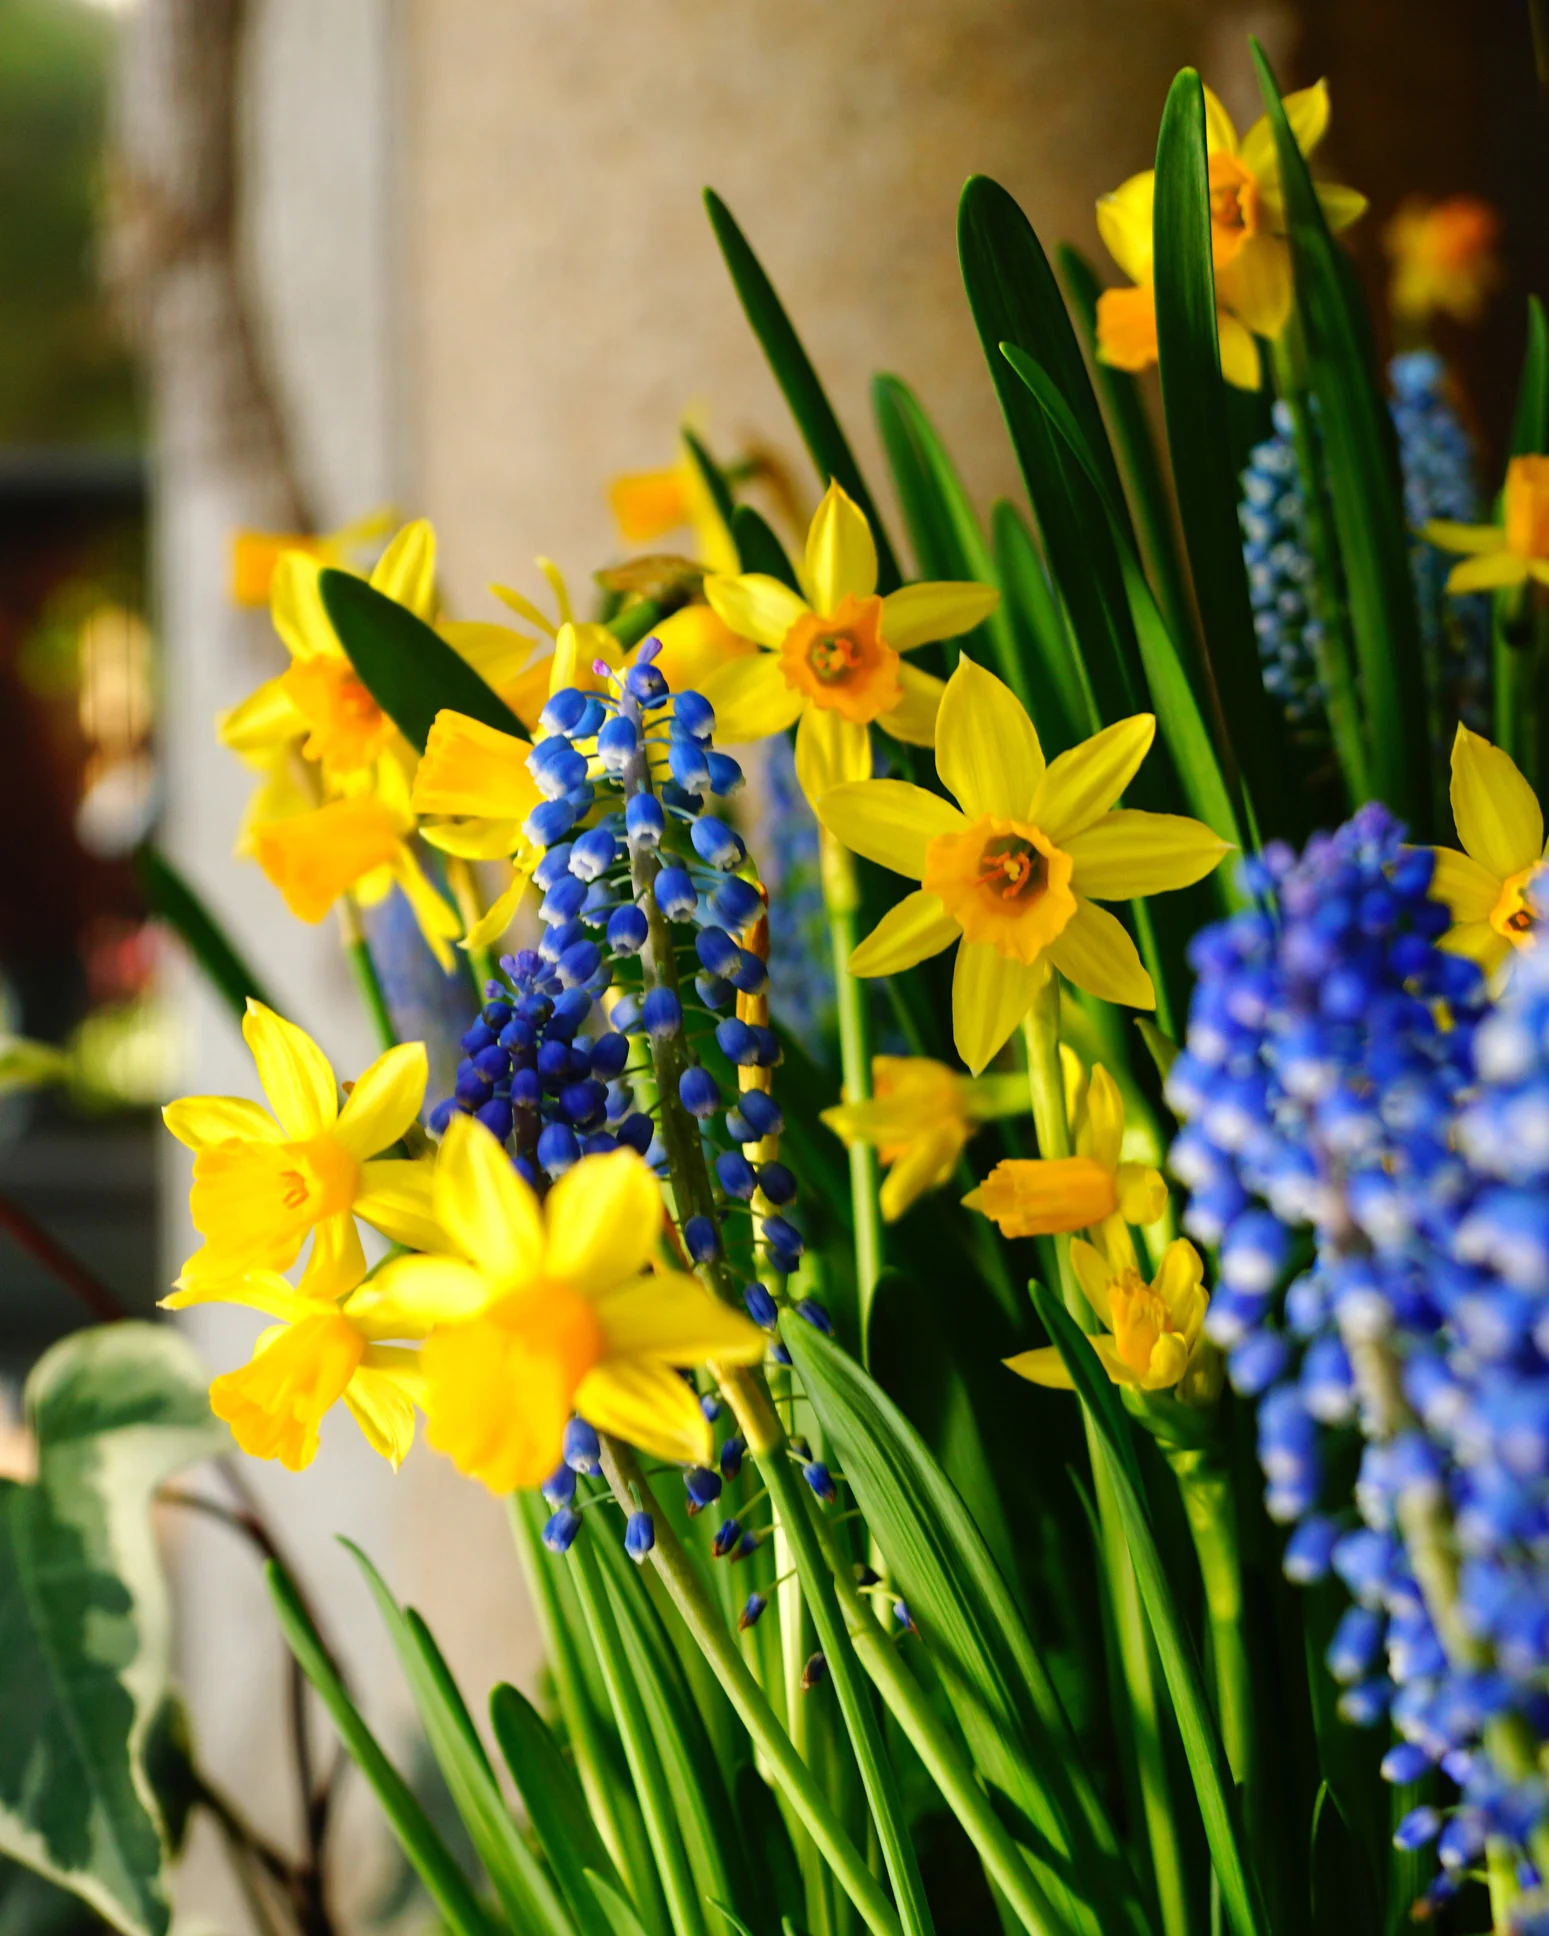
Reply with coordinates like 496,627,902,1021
134,844,275,1022
491,1684,622,1936
1030,1290,1271,1936
1248,40,1431,837
265,1559,500,1936
703,190,901,592
1152,69,1286,840
1510,296,1549,459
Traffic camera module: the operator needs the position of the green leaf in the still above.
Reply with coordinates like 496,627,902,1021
345,1541,577,1936
729,506,800,590
133,844,275,1023
1249,40,1431,836
682,430,738,537
1152,69,1286,838
1510,295,1549,459
589,1871,656,1936
1030,1289,1270,1936
871,373,1022,694
319,569,523,753
490,1684,623,1936
0,1324,225,1936
266,1559,499,1936
703,190,900,592
989,500,1087,756
778,1318,1149,1936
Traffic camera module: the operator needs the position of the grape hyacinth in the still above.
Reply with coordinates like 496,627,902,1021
1239,404,1326,731
756,731,833,1057
1169,804,1549,1907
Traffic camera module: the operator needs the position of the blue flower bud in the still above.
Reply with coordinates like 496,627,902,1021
617,1112,654,1154
525,797,577,847
661,781,702,815
712,877,763,933
1221,1210,1290,1293
1326,1605,1385,1683
533,845,574,890
541,1462,576,1507
428,1097,456,1135
607,903,650,954
691,817,745,870
684,1465,722,1514
563,1417,601,1473
794,1297,830,1334
559,940,602,988
542,874,588,923
696,926,740,978
539,917,587,964
669,739,712,793
1381,1742,1432,1786
559,1080,608,1129
642,988,682,1038
801,1652,826,1691
581,884,616,929
626,793,665,847
512,1154,540,1188
728,1090,783,1139
716,1018,760,1065
743,1281,778,1329
673,691,715,740
803,1460,836,1503
570,826,619,880
706,752,744,796
542,1507,583,1553
730,949,769,995
770,1343,792,1366
1228,1330,1289,1396
540,687,588,735
530,735,590,798
683,1213,722,1262
738,1592,767,1630
769,1221,808,1268
498,1017,536,1053
700,1392,722,1421
590,1031,630,1079
455,1066,493,1106
474,1097,514,1142
626,661,668,704
893,1600,918,1635
596,714,639,772
471,1043,509,1080
575,695,607,738
757,1162,797,1205
537,1122,581,1176
654,867,698,920
536,1039,571,1079
696,972,734,1009
625,1511,655,1562
719,1434,745,1479
712,1518,742,1558
680,1067,720,1118
1393,1806,1442,1852
460,1020,497,1053
1282,1514,1339,1583
716,1150,757,1200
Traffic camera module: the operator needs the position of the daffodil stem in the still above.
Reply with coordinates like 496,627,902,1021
820,831,883,1331
1020,985,1191,1936
338,895,397,1051
444,858,497,996
597,1436,904,1936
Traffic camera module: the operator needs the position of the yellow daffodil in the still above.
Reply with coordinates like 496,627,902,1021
162,1000,441,1300
701,483,999,800
1430,724,1547,976
360,1121,765,1491
409,709,546,948
815,657,1231,1072
1424,457,1549,595
1096,79,1365,388
964,1058,1166,1239
1007,1236,1215,1400
1385,195,1501,326
228,507,395,608
191,1266,423,1473
608,438,740,573
821,1055,1024,1221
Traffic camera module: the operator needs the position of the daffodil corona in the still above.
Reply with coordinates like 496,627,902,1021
815,657,1231,1072
1430,725,1548,976
1006,1237,1216,1401
702,483,999,801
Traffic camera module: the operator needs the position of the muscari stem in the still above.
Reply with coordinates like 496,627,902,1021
337,894,397,1051
1021,985,1192,1936
820,830,884,1334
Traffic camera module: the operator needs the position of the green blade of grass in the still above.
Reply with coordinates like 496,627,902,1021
133,844,275,1022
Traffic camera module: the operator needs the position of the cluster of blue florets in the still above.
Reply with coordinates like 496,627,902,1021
759,732,833,1055
1167,803,1549,1906
1239,402,1326,730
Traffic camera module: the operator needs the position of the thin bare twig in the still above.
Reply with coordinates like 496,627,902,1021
0,1187,128,1324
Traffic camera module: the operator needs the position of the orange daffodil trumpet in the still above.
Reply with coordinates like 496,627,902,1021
358,1120,766,1491
701,482,999,801
1424,457,1549,597
814,657,1232,1073
1096,79,1366,391
1430,725,1548,978
821,1055,1026,1222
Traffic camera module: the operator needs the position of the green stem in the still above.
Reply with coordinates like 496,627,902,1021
598,1438,903,1936
339,894,397,1050
444,857,497,996
821,830,884,1334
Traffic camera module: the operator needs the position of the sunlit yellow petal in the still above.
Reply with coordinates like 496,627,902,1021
648,603,758,695
805,482,878,613
1031,714,1155,844
878,1125,965,1221
489,581,559,640
420,817,525,861
698,651,804,743
609,466,691,544
218,677,306,756
591,1271,765,1363
1084,1065,1124,1170
879,582,1001,652
575,1356,712,1468
964,1154,1117,1237
1217,313,1264,391
704,572,810,650
1116,1163,1169,1226
1239,80,1329,181
1448,552,1530,593
544,1149,662,1298
1424,520,1507,556
163,1095,281,1151
1201,84,1239,157
849,891,960,977
1440,919,1511,974
1216,232,1293,342
1096,172,1155,285
876,664,946,746
437,620,539,696
1154,1238,1205,1317
350,1252,493,1331
1003,1346,1075,1390
794,705,871,804
1064,810,1232,899
1430,845,1503,925
392,849,463,973
1045,899,1155,1010
935,654,1044,819
435,1114,545,1287
1070,1237,1115,1323
371,519,437,620
952,941,1044,1076
335,1043,427,1160
254,799,404,923
161,1268,313,1321
463,871,531,953
355,1159,443,1252
270,552,336,662
344,1359,419,1467
297,1211,366,1301
1451,724,1544,880
815,779,965,878
242,1000,337,1138
1316,182,1368,233
412,711,540,822
1097,283,1159,374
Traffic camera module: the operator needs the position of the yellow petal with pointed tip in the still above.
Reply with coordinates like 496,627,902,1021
1217,313,1264,391
253,799,404,923
1004,1346,1075,1390
1448,552,1530,593
879,582,1000,651
243,1001,337,1138
435,1113,545,1287
1430,845,1503,924
1201,83,1239,156
816,779,965,878
575,1356,712,1469
878,1124,966,1220
876,663,945,747
271,552,336,661
352,1251,493,1331
413,710,539,822
1045,899,1155,1009
1063,809,1231,899
335,1043,427,1161
649,603,758,694
805,482,878,613
163,1095,281,1151
371,519,437,620
345,1360,419,1466
1451,724,1544,880
952,940,1044,1076
699,650,804,743
437,620,539,695
463,871,531,953
1216,231,1292,341
1031,715,1155,844
1316,182,1368,233
705,572,810,650
1069,1237,1115,1323
794,705,870,804
1440,919,1510,974
219,677,306,755
1096,173,1155,285
392,850,462,973
1084,1065,1124,1170
591,1270,765,1363
1424,520,1506,555
849,891,960,977
356,1158,442,1251
1117,1163,1169,1227
1240,80,1330,182
935,655,1045,819
298,1211,366,1301
544,1149,662,1299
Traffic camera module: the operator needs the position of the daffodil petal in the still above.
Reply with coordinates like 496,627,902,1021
1430,845,1503,925
463,871,531,952
1447,553,1530,593
1451,723,1544,880
952,941,1044,1076
1045,900,1155,1010
371,519,437,620
591,1271,765,1364
698,651,803,743
437,620,539,694
1096,172,1155,285
163,1095,280,1151
850,892,960,977
1214,233,1292,346
935,655,1045,819
878,1126,964,1220
1440,920,1510,974
412,710,540,821
544,1149,662,1298
1064,809,1232,899
356,1158,443,1250
271,552,335,661
298,1212,366,1301
794,706,871,804
575,1356,712,1468
1423,520,1507,556
434,1114,545,1286
1240,80,1329,181
1030,714,1155,844
344,1361,419,1467
1201,84,1238,156
218,677,306,755
242,1001,337,1137
1154,1238,1205,1315
704,572,810,650
879,582,1000,651
1069,1237,1115,1323
1084,1065,1124,1171
1316,182,1368,233
161,1268,313,1321
816,779,965,877
1217,312,1264,392
392,850,462,974
350,1252,493,1331
805,483,878,612
1003,1346,1075,1390
335,1043,428,1160
876,664,946,747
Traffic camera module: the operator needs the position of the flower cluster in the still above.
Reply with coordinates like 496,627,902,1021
1239,403,1326,730
1167,803,1549,1898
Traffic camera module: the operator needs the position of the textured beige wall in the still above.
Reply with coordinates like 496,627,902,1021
406,0,1293,614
